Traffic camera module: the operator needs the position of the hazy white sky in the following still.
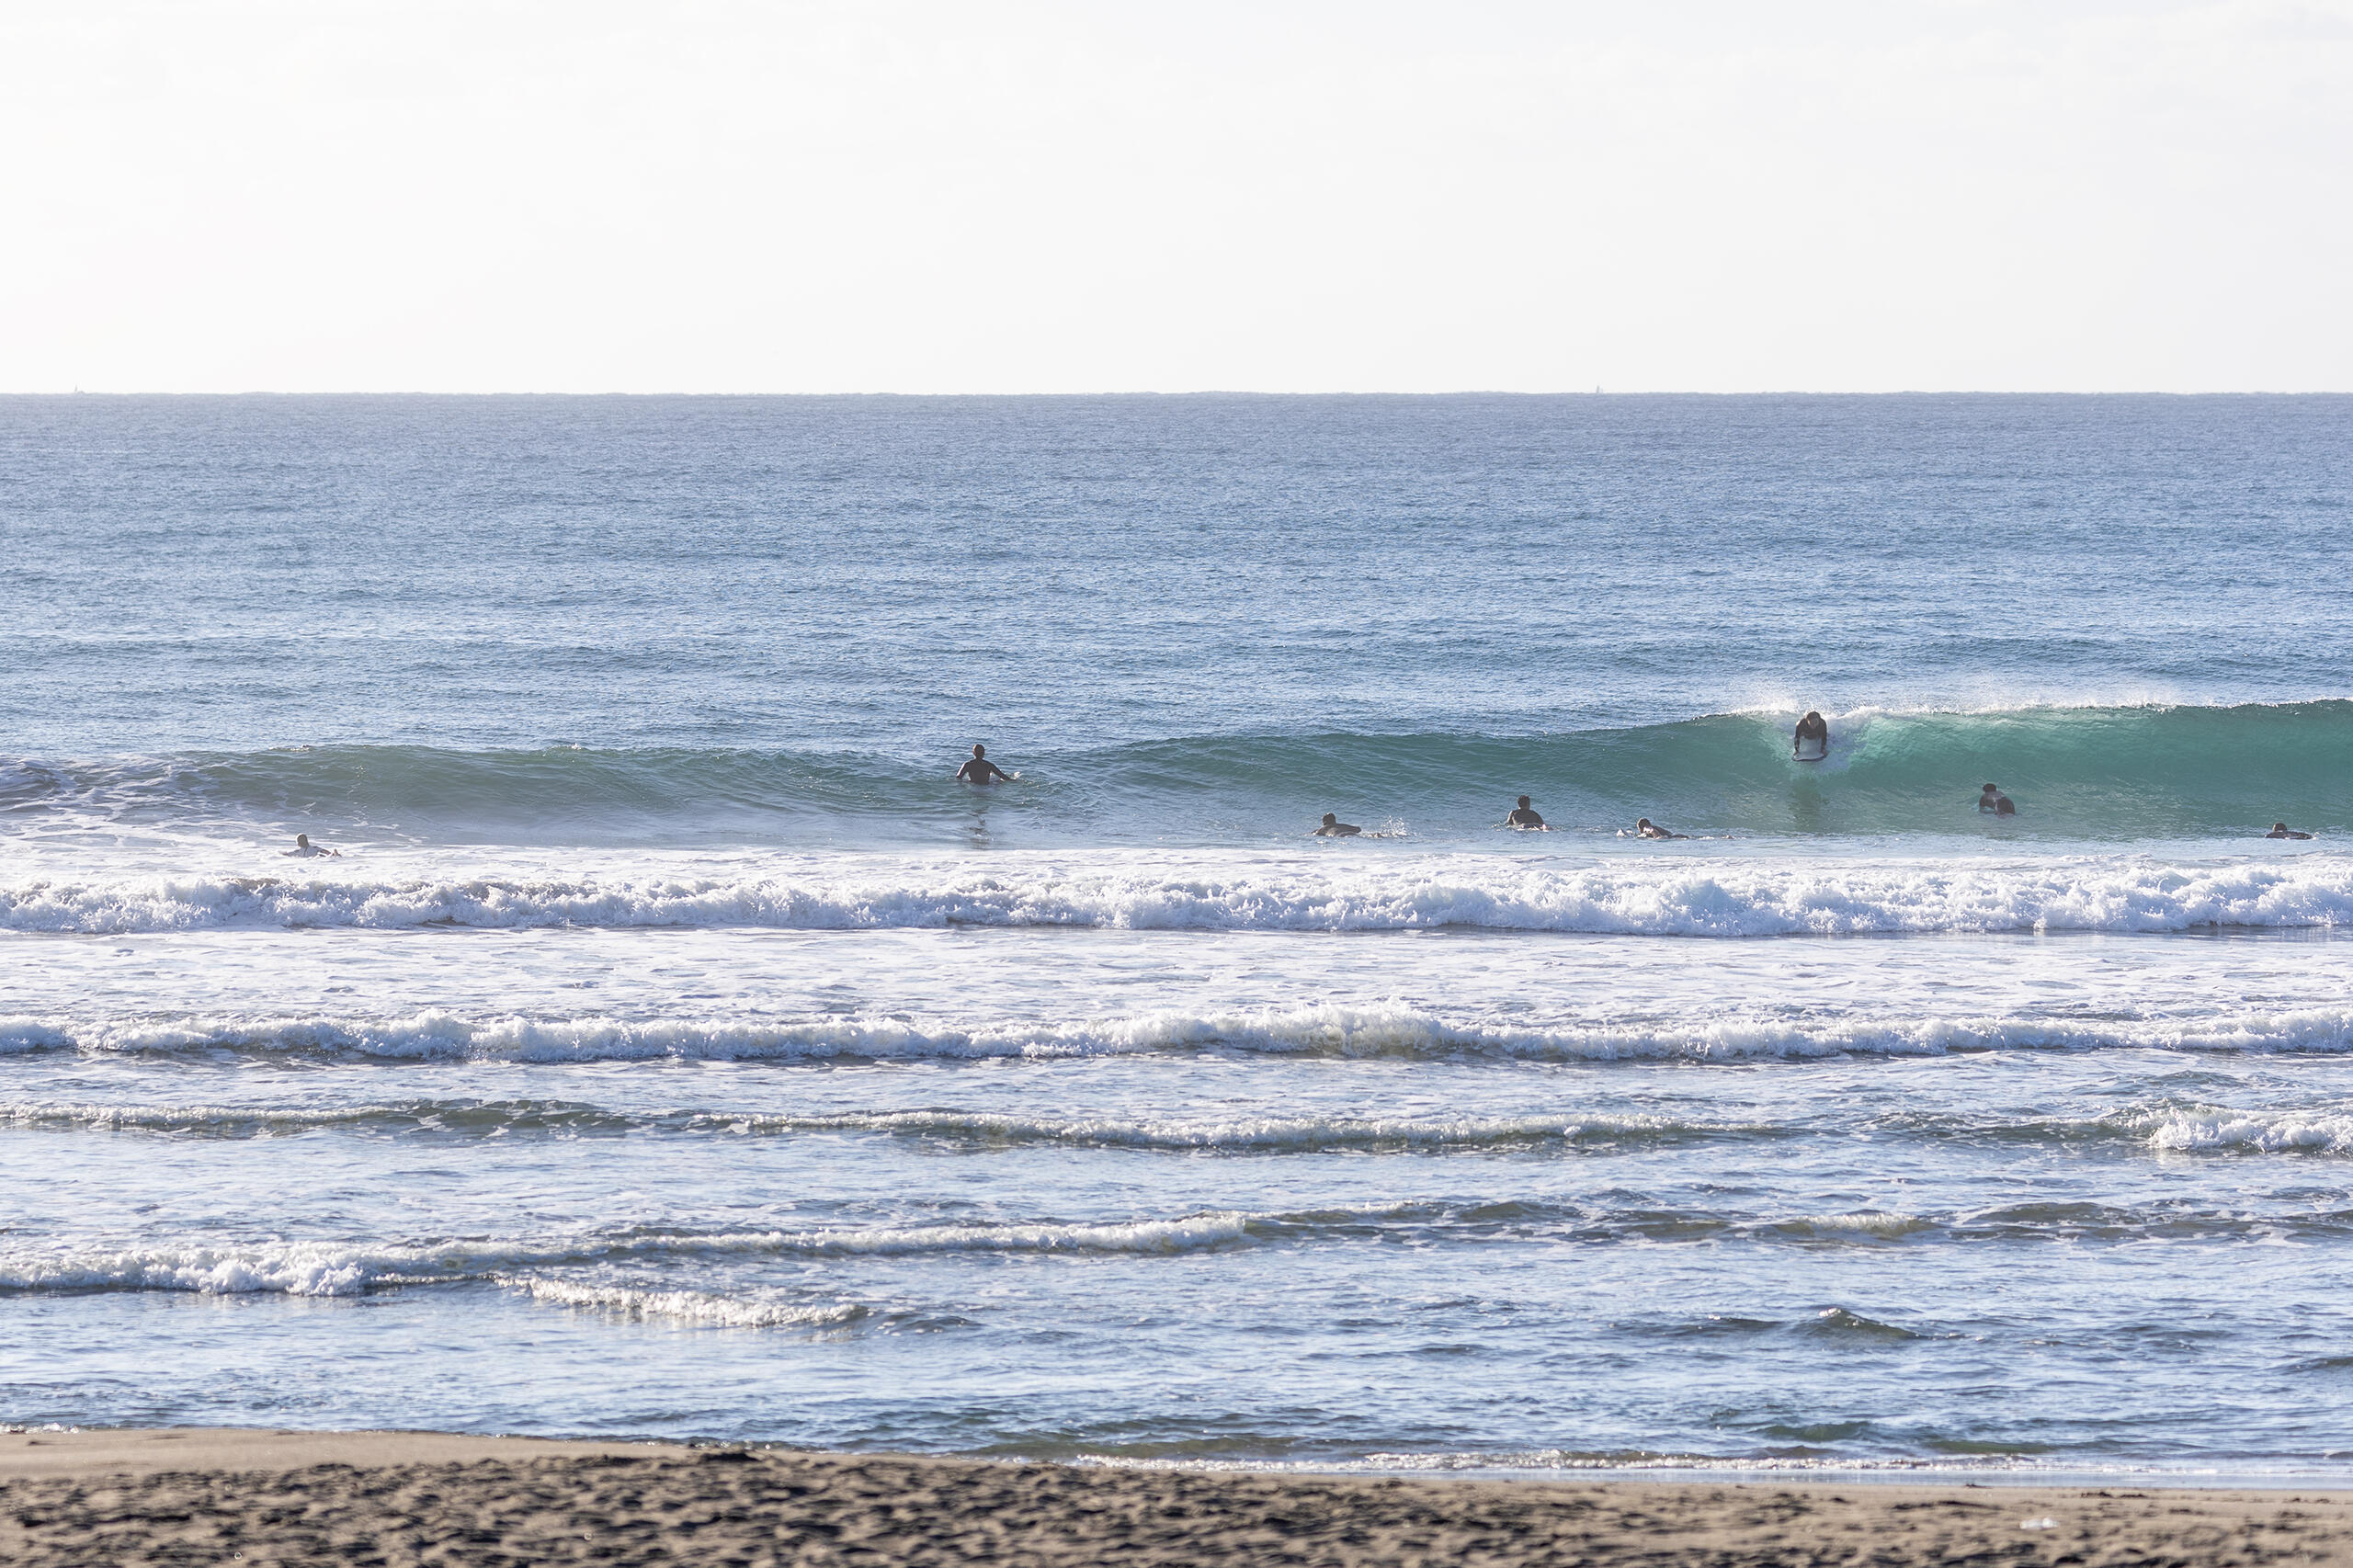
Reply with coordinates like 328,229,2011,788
3,1,2347,392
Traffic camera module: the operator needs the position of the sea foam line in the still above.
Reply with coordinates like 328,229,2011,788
0,1215,1256,1298
4,854,2352,936
0,1097,1766,1148
7,1096,2345,1163
2143,1111,2353,1153
512,1279,870,1329
6,1001,2353,1064
11,1196,2339,1304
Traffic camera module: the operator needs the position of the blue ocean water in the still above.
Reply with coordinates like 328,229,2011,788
4,393,2352,1478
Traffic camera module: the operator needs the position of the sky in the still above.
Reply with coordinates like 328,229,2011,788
2,0,2347,393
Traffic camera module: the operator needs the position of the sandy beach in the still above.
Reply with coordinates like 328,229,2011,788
0,1429,2347,1566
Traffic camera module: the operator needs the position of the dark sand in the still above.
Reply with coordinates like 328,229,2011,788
5,1428,2352,1565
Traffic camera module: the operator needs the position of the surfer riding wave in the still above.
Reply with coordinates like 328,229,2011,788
1793,710,1829,760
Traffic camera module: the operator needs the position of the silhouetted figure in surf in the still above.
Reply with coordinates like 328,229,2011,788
284,833,339,858
1633,818,1687,839
2268,822,2315,840
1793,710,1829,758
1315,813,1362,837
1978,784,2016,817
955,744,1011,785
1506,795,1548,830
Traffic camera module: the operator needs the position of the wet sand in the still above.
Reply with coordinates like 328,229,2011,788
4,1428,2352,1565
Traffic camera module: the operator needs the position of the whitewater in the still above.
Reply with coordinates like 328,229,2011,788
5,392,2353,1479
4,845,2352,937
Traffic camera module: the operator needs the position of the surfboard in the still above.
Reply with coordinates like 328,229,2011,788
1793,737,1827,762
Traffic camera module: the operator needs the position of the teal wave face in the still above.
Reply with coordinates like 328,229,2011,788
1085,701,2353,841
3,701,2346,845
1414,700,2353,839
0,746,911,846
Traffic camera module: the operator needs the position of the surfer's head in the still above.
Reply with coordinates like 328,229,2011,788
1322,813,1337,826
296,834,310,848
1804,710,1822,722
1981,783,1998,794
2275,822,2290,833
972,744,985,756
1518,796,1531,809
1635,818,1653,829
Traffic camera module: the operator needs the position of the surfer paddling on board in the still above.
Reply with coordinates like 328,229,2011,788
2268,822,2315,839
1792,710,1829,760
284,834,339,858
1632,818,1688,839
955,744,1011,785
1314,813,1363,837
1506,796,1549,830
1978,784,2017,817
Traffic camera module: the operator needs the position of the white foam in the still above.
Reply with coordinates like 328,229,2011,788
0,1239,482,1297
5,852,2352,937
760,1109,1733,1149
2145,1111,2353,1153
733,1213,1253,1256
1779,1212,1935,1239
6,999,2353,1064
0,1098,621,1135
0,1214,1256,1297
514,1278,868,1329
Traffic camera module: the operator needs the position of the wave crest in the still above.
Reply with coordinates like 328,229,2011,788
6,702,2349,842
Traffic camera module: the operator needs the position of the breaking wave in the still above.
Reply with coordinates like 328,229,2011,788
512,1279,871,1330
0,1097,1772,1149
9,1196,2349,1304
5,851,2352,936
0,1214,1256,1298
2144,1110,2353,1153
13,1094,2350,1162
4,701,2347,845
6,1000,2353,1063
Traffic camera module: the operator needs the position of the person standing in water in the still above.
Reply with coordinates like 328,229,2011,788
1792,710,1829,758
1314,813,1362,837
1506,796,1548,830
955,744,1011,785
1978,783,2016,816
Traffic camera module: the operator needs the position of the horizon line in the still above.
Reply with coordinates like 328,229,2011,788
8,388,2350,400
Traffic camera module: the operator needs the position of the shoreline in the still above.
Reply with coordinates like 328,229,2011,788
6,1429,2353,1566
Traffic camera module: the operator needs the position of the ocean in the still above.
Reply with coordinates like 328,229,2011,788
4,392,2351,1479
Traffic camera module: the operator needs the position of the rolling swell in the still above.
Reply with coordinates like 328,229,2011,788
1099,701,2353,839
3,700,2347,843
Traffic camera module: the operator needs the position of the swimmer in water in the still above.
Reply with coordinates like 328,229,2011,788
955,744,1011,785
1978,784,2016,816
2267,822,2315,839
1792,710,1829,757
1633,818,1687,839
1506,795,1548,830
284,834,339,858
1314,813,1362,837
